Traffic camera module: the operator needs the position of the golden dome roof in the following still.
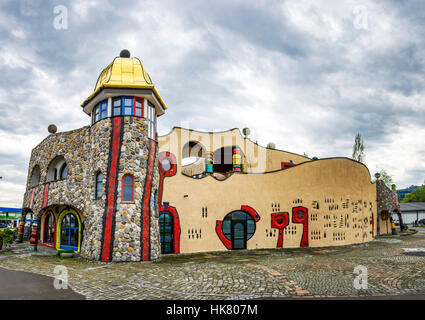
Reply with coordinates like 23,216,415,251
81,53,167,110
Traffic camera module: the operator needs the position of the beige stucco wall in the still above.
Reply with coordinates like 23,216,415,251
158,127,310,173
159,151,377,252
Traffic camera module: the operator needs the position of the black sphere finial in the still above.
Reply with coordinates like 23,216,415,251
120,49,130,58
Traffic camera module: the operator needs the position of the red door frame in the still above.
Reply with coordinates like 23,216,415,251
42,211,56,248
159,204,181,254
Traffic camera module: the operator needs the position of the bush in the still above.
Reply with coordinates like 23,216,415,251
0,229,14,248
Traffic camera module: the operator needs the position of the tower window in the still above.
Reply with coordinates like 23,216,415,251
94,105,99,122
147,101,156,140
122,96,133,116
113,97,122,116
134,97,144,117
122,174,134,202
99,99,108,120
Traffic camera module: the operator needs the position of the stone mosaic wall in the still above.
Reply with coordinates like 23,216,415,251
22,117,160,262
376,179,397,214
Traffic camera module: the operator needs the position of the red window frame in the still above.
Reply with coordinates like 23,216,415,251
134,97,144,118
122,174,134,202
42,211,56,248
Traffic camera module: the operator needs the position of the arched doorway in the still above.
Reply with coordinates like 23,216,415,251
43,211,55,248
222,211,256,250
158,205,181,254
56,208,81,252
159,212,173,254
23,211,34,241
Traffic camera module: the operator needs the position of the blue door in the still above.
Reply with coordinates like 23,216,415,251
60,213,79,250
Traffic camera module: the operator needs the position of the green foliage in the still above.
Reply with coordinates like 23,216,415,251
352,133,365,163
379,169,393,188
0,229,14,247
401,185,425,203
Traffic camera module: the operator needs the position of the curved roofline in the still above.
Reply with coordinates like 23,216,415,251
81,56,167,110
31,126,90,153
134,57,153,85
158,126,311,161
179,156,375,185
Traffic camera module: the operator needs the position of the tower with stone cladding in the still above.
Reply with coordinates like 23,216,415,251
80,50,165,262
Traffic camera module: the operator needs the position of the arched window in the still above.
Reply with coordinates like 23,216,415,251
122,175,134,202
60,212,79,250
29,165,40,187
182,141,205,160
46,156,67,182
95,172,103,199
43,212,55,247
59,163,68,180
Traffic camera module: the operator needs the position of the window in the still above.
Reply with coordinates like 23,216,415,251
99,99,108,120
94,104,99,122
95,172,103,199
59,164,68,180
46,156,67,182
147,101,156,140
29,165,40,187
222,211,256,243
122,96,133,116
122,175,134,202
43,212,55,246
112,97,122,116
60,212,79,250
134,97,144,117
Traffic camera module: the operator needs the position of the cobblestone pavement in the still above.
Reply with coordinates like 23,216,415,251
0,229,424,300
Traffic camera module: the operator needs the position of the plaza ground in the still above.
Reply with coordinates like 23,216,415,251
0,229,424,300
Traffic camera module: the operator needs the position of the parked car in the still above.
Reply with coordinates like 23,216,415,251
418,219,425,226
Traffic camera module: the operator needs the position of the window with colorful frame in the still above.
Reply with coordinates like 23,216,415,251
99,99,108,120
112,97,122,116
122,96,134,116
134,97,144,117
122,174,134,202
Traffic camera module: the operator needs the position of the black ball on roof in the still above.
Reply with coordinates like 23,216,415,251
120,49,131,58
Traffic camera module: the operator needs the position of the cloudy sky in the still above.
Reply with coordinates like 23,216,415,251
0,0,424,207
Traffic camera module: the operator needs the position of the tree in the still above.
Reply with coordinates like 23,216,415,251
378,169,393,188
352,133,365,163
402,185,425,203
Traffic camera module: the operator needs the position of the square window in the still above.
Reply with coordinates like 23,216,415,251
124,98,133,106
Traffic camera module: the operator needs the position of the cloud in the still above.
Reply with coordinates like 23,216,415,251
0,0,425,207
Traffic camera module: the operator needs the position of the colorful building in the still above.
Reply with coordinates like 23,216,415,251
20,50,393,262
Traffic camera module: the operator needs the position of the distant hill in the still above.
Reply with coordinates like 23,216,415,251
397,185,421,201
